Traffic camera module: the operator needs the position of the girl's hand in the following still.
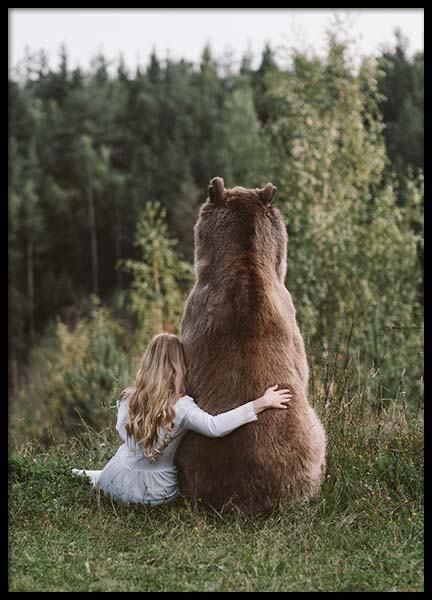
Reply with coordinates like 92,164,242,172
253,385,292,415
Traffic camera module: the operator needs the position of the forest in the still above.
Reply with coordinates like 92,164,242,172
9,31,423,445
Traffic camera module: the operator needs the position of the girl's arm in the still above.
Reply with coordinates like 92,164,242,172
115,388,133,442
181,386,291,438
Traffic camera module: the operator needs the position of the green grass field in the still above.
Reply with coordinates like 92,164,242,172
9,400,423,592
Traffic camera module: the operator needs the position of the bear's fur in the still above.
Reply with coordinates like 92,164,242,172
175,177,326,513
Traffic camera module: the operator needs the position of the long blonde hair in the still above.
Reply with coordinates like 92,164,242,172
125,333,187,458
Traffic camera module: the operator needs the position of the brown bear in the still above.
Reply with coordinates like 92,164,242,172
175,177,326,513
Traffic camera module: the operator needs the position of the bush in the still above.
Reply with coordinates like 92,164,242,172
10,300,134,449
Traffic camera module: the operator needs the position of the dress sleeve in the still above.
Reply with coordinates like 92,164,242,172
180,397,257,437
116,395,129,442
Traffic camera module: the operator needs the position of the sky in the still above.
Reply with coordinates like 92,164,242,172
9,9,424,75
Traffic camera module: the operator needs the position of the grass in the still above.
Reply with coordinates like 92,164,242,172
9,399,423,592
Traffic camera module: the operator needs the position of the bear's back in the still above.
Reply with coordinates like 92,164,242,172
175,177,326,512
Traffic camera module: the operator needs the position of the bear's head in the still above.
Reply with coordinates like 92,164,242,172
194,177,287,284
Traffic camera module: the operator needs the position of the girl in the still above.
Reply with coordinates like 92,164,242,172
72,333,291,506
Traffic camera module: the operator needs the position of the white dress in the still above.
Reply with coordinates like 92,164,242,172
72,394,257,506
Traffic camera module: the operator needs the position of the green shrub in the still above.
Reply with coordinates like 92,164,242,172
10,300,133,449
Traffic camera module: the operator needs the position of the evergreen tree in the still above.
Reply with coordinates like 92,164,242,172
122,202,193,344
72,135,111,297
253,43,279,124
378,30,424,179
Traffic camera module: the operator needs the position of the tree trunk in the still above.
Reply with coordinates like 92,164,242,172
115,207,123,289
152,240,163,332
88,185,99,296
10,358,18,395
27,236,35,345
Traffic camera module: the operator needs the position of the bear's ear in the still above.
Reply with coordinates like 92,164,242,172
208,176,225,206
260,182,278,205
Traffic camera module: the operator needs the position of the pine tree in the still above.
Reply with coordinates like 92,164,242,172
378,30,424,179
122,202,193,344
